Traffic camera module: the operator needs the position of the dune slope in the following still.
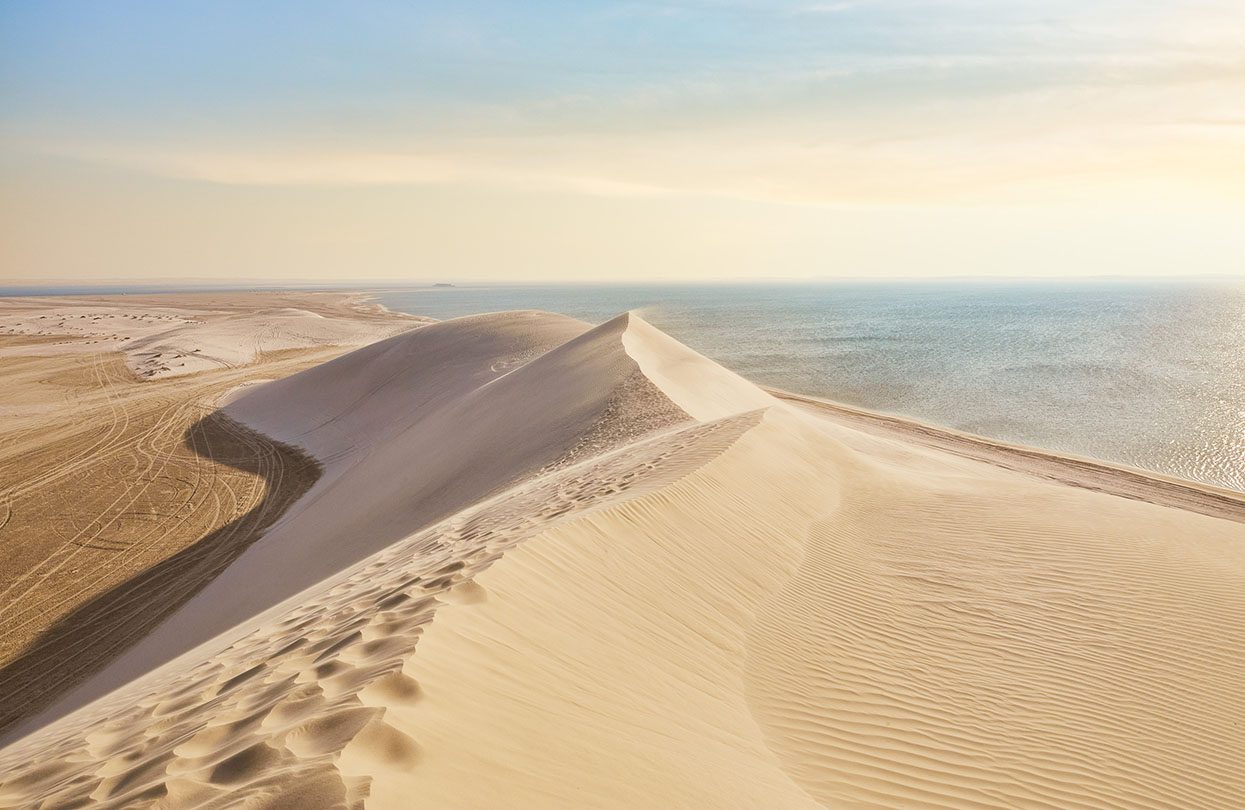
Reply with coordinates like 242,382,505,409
6,310,694,737
1,311,1243,810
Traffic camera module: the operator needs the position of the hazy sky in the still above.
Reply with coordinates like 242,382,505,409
2,0,1243,283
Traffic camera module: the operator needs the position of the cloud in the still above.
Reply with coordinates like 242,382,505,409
789,2,873,14
6,0,1244,209
35,95,1245,209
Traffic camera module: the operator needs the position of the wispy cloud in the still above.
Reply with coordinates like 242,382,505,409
3,0,1244,282
37,87,1245,206
18,0,1241,206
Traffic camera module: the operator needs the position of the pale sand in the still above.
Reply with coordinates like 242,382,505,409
0,303,1242,808
0,291,418,380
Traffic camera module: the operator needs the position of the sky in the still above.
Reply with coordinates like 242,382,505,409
2,0,1244,284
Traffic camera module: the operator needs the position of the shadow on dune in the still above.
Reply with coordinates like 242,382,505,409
0,411,320,737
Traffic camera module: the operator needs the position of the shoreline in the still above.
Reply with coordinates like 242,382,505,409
770,387,1245,522
5,286,1240,496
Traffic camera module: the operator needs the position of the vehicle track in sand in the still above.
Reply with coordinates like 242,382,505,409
0,360,195,620
0,353,131,503
0,339,349,733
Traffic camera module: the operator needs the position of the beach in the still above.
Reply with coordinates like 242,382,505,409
1,292,1242,808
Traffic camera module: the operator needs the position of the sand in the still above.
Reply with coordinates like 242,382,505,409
0,293,422,732
0,291,415,380
0,299,1242,809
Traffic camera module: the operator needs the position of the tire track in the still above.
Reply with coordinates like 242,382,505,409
0,387,232,635
0,412,299,708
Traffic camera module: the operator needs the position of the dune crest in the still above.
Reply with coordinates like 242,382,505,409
6,310,697,734
2,310,1243,809
619,311,777,419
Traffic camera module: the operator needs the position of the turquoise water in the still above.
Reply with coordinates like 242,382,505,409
374,281,1245,492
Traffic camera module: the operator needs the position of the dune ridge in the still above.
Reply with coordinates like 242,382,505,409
2,310,699,738
1,308,1243,809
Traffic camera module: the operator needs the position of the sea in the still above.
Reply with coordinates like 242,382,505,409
371,281,1245,493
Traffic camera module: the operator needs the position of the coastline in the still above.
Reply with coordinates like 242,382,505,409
770,387,1245,522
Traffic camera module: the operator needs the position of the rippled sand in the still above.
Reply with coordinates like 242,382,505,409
1,303,1242,808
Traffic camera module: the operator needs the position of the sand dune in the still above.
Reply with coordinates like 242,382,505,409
1,304,1242,809
27,311,702,727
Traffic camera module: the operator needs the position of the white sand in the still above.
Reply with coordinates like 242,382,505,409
0,294,419,379
1,307,1242,809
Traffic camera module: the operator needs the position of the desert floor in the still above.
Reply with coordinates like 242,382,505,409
0,292,422,731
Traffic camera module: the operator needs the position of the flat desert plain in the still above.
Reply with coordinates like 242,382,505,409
0,293,1242,809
